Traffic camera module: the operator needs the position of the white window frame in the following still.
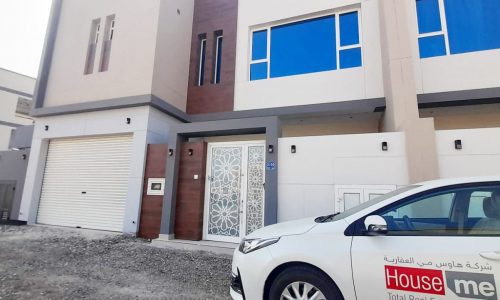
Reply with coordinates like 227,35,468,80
109,19,116,41
415,0,450,55
214,34,223,84
248,6,363,81
198,38,207,86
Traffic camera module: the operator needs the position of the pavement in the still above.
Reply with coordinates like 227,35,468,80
0,225,232,299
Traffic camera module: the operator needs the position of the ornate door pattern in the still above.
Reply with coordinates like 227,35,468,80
204,142,265,242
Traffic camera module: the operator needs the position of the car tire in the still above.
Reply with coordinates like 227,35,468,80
268,265,343,300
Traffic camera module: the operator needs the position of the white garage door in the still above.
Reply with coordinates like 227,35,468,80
37,135,133,231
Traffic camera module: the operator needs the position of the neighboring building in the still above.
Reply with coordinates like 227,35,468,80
0,68,35,222
0,68,35,150
17,0,500,245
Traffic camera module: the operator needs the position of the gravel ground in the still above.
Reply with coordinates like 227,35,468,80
0,225,232,299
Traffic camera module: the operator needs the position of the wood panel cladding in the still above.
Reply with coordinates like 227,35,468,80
174,142,208,240
186,0,238,114
138,145,168,239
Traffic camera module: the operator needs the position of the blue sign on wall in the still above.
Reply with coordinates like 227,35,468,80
266,161,276,171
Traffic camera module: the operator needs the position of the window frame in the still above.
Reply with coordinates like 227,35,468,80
197,37,207,86
248,7,362,81
213,33,223,84
347,182,500,237
415,0,450,57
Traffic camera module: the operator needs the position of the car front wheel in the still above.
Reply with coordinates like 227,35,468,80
268,265,343,300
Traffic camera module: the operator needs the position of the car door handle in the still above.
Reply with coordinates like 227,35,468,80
480,251,500,261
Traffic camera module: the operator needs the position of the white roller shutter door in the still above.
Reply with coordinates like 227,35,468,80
37,135,133,231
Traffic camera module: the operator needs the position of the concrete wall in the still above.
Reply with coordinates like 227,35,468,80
421,105,500,130
0,149,30,220
151,0,194,112
234,0,384,111
277,132,409,221
43,0,161,107
18,106,180,234
404,0,500,94
436,127,500,178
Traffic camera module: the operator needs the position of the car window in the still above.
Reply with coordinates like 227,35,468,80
378,184,500,236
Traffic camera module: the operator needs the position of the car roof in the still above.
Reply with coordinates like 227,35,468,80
416,176,500,189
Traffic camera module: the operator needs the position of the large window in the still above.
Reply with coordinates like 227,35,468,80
250,10,362,81
415,0,500,58
213,31,223,84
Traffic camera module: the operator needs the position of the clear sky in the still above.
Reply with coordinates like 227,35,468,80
0,0,52,78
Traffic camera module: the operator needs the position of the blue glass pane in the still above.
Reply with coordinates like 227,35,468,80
416,0,442,34
252,30,268,61
340,48,362,69
270,16,336,78
340,12,360,46
215,37,223,84
444,0,500,54
250,62,268,81
418,35,447,58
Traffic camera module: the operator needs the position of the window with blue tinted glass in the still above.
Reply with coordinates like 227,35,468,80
270,16,337,78
340,12,359,46
252,30,268,61
340,48,362,69
416,0,442,34
419,35,447,58
250,62,268,81
444,0,500,54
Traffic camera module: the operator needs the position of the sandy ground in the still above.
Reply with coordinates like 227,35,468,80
0,225,232,300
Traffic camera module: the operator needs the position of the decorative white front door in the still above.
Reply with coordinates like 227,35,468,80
203,141,266,243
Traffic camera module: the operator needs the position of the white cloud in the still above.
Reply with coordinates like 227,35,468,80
0,0,52,78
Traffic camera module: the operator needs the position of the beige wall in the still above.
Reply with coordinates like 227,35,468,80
0,68,35,95
44,0,161,107
282,114,380,137
421,105,500,130
151,0,194,112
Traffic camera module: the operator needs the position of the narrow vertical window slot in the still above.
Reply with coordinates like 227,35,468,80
213,31,223,84
84,19,101,75
197,34,207,86
99,15,116,72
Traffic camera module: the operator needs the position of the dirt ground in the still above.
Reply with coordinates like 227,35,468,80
0,225,232,300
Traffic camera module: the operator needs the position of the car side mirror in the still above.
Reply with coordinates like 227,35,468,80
364,215,388,236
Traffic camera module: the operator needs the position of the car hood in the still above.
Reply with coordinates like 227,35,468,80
246,217,318,239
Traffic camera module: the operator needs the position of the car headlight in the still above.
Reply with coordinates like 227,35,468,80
239,237,280,254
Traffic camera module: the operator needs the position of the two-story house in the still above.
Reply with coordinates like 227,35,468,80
18,0,500,248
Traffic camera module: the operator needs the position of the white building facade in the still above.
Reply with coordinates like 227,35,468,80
17,0,500,242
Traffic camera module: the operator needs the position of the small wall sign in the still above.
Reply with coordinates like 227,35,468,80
266,161,276,171
147,178,166,196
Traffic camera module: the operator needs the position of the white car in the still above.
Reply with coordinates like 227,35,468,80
230,177,500,300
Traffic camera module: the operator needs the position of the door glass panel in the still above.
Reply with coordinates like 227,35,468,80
246,146,265,235
344,193,361,210
207,147,242,237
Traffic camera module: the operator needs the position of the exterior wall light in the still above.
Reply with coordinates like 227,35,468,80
188,149,194,156
268,145,274,153
126,118,131,124
44,125,49,131
455,139,462,150
22,154,27,160
382,142,388,151
291,145,297,154
168,149,174,156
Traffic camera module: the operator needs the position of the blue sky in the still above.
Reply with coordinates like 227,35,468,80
0,0,52,78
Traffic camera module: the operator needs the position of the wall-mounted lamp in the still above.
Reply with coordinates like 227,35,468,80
44,125,49,131
268,145,274,154
126,118,131,125
381,142,388,151
188,149,194,156
21,154,27,160
168,149,174,156
291,145,297,154
454,139,462,150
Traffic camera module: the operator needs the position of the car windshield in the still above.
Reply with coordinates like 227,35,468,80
319,185,421,223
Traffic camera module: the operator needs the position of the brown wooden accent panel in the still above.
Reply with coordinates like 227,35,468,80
186,0,238,114
174,142,208,241
138,145,168,239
